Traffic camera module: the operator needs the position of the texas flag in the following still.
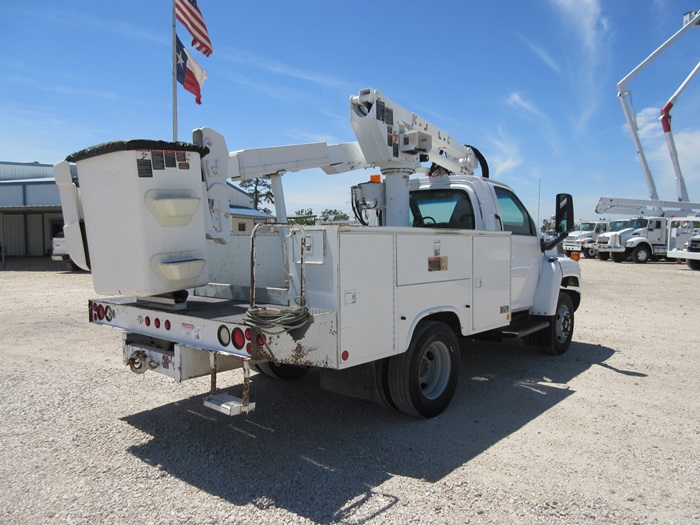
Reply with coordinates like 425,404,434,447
176,35,207,104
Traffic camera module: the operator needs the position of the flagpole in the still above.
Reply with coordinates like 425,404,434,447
172,0,178,141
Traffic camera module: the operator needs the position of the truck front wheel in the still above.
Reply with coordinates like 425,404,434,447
388,321,460,418
541,292,574,356
688,259,700,271
632,245,650,264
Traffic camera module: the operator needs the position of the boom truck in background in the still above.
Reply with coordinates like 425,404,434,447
665,218,700,269
54,88,581,419
562,220,610,259
594,218,630,261
595,10,700,264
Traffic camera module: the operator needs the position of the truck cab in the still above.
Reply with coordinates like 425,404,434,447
563,220,609,259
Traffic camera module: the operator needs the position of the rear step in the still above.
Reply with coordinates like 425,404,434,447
204,393,256,416
497,320,550,339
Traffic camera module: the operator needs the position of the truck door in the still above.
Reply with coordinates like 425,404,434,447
648,219,664,245
493,186,541,312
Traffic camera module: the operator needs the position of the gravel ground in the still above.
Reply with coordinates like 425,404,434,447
0,256,698,525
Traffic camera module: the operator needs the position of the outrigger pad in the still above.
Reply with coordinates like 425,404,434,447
66,140,209,163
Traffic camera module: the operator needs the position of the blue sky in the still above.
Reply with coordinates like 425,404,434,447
2,1,700,222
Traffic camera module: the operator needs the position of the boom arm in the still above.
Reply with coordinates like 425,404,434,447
616,10,700,201
659,60,700,202
222,88,486,226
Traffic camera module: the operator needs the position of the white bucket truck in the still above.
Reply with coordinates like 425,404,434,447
54,88,581,418
562,220,610,259
665,218,700,270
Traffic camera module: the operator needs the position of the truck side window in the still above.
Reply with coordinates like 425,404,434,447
494,187,536,236
409,190,475,230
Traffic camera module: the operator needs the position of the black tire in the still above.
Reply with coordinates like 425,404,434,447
373,358,396,410
611,252,626,263
597,251,610,261
541,292,575,356
253,362,309,379
687,259,700,271
632,245,651,264
582,248,596,259
388,321,460,418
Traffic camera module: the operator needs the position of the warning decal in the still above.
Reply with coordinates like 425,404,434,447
428,256,448,272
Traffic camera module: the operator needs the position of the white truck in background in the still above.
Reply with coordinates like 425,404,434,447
562,220,610,259
54,88,581,419
665,218,700,270
597,215,700,264
594,219,630,261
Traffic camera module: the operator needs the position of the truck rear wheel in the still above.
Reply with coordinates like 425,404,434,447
582,248,596,259
541,292,574,356
598,252,610,261
611,252,626,263
253,362,309,379
632,245,650,264
388,321,460,418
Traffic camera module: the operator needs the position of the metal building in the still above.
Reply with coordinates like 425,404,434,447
0,161,63,258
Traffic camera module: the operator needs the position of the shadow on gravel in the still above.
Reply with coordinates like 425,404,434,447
122,339,615,523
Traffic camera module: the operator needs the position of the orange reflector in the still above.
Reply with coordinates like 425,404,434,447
369,174,381,183
570,252,581,261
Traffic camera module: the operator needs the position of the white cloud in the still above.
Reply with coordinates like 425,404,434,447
486,127,524,178
517,34,561,73
546,0,610,129
506,92,562,155
632,106,664,141
220,48,349,89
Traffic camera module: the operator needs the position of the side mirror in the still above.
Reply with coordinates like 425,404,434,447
542,193,575,252
555,193,575,234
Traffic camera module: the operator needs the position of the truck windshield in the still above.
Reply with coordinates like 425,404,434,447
628,218,648,229
409,190,475,229
579,223,596,231
610,220,629,230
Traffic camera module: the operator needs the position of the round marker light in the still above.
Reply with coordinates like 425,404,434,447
217,325,231,347
341,350,349,361
232,328,245,349
164,320,171,331
154,318,161,329
145,316,151,327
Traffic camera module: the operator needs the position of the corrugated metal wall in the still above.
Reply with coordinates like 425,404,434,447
0,185,23,206
2,215,25,256
0,162,53,181
26,184,60,206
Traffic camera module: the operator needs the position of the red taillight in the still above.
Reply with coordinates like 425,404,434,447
145,316,151,327
97,304,105,320
246,342,252,354
256,333,266,346
232,328,245,349
244,328,252,340
164,320,171,331
154,318,161,329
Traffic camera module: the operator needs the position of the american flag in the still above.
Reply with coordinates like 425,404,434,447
175,0,213,57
